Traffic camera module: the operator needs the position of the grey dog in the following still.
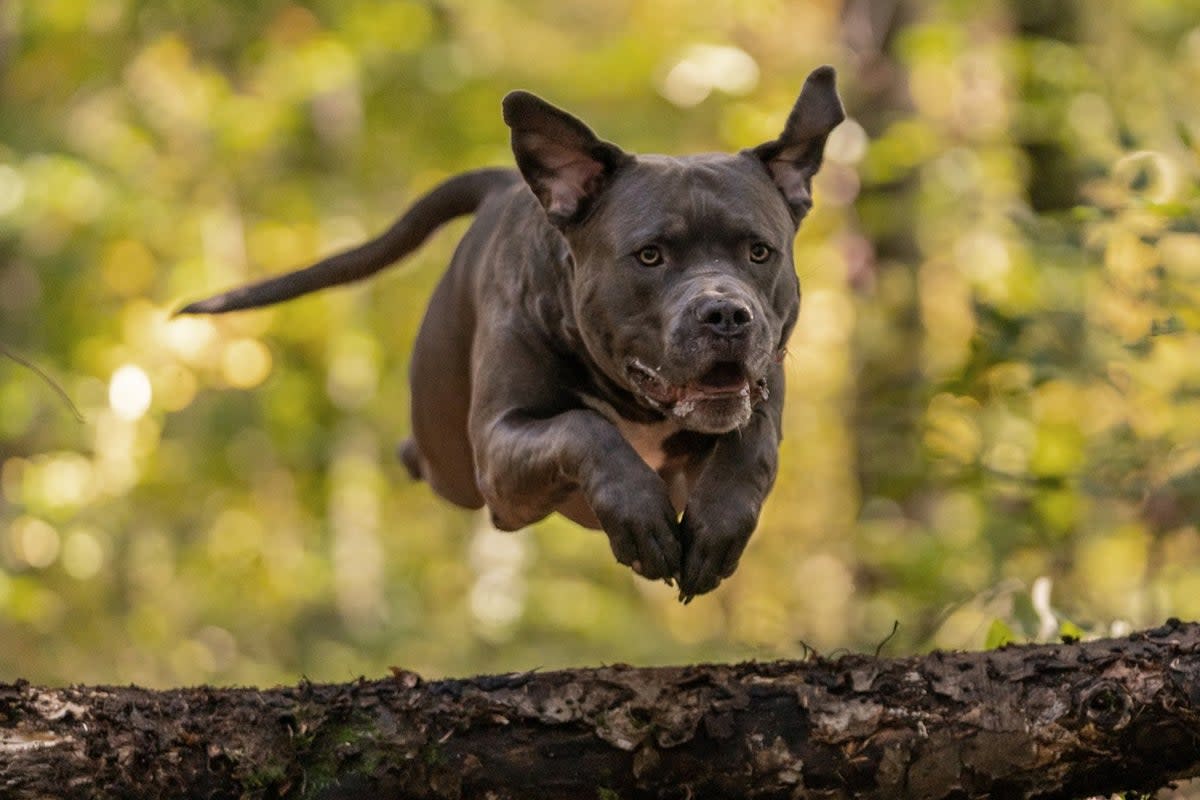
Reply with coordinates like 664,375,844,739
180,67,845,600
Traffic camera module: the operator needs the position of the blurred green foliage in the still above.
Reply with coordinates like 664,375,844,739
2,0,1200,690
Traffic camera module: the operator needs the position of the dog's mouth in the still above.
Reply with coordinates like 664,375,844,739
627,358,768,412
693,361,753,397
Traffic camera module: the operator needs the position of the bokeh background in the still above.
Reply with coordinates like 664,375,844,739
2,0,1200,695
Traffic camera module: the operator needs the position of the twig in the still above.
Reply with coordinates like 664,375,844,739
0,344,85,423
874,619,901,657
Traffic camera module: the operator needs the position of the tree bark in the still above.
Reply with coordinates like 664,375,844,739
2,620,1199,799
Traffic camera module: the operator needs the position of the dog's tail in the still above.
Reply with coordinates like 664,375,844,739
176,167,520,315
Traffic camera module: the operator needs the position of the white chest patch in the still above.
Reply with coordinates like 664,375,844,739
579,394,681,471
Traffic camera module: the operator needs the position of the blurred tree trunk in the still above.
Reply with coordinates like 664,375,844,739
838,0,1084,509
3,620,1199,799
1010,0,1083,213
840,0,929,506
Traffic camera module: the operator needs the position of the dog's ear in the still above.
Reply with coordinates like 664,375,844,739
751,66,846,220
503,91,631,227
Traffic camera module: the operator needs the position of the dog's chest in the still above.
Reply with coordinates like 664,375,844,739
614,417,683,472
580,395,681,471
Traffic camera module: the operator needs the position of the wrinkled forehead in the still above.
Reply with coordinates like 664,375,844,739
584,153,795,248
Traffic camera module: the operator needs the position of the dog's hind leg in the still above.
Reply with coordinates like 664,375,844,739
397,438,424,481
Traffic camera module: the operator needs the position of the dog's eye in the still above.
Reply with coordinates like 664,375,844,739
749,242,773,263
636,245,665,267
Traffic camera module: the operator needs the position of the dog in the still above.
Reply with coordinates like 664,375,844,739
179,67,845,600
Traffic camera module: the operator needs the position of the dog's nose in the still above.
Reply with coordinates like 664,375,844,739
695,296,753,337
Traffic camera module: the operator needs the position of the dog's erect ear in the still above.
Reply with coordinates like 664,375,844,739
751,66,846,220
503,91,632,227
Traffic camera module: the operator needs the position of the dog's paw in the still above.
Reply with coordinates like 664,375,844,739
677,506,756,601
590,482,682,582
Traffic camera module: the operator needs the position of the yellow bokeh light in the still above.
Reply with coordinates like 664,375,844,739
658,44,759,107
9,516,61,569
1079,525,1149,609
0,164,26,216
62,527,105,580
825,118,869,165
157,363,198,412
38,452,96,510
221,338,272,389
163,314,218,365
109,364,153,420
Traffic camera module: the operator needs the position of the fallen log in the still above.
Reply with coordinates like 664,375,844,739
2,619,1199,799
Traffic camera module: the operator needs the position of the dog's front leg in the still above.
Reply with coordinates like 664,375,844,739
678,367,785,600
474,408,683,581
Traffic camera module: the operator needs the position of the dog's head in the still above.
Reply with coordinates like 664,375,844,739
503,67,844,434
